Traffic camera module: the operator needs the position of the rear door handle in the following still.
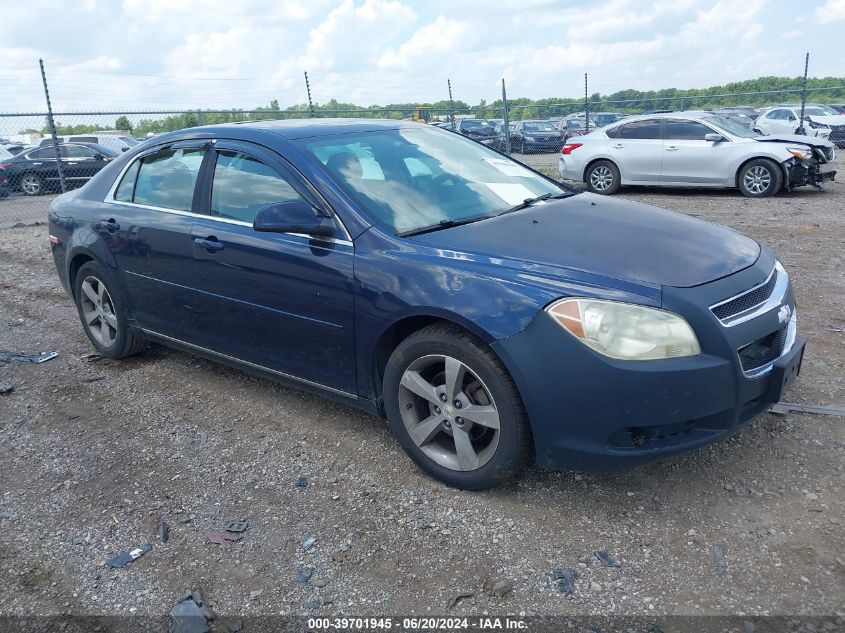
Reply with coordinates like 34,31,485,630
612,144,624,149
194,236,224,253
99,219,120,232
665,145,679,151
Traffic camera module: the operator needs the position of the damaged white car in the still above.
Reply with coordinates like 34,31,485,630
558,111,836,198
754,105,845,147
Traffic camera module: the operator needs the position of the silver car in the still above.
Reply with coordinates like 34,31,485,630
558,112,837,198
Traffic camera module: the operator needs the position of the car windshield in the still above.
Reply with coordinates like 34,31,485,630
462,120,490,129
0,147,12,159
568,120,585,129
95,145,120,157
298,127,564,235
523,122,556,132
702,115,757,138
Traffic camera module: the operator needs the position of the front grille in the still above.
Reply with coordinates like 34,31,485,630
712,268,778,322
738,325,788,373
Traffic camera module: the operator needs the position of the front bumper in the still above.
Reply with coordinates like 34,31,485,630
492,255,804,472
784,155,836,190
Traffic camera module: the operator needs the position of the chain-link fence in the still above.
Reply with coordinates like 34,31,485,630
2,84,845,227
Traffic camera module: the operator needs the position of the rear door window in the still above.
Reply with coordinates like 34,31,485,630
618,119,662,139
133,148,205,211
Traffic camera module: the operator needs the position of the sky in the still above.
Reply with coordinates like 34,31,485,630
2,0,844,113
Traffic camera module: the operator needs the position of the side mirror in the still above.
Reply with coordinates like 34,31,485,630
253,200,333,236
704,133,726,143
121,147,129,152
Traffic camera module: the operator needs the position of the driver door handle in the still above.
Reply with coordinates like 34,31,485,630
99,219,120,232
665,145,679,151
612,144,624,149
194,236,224,253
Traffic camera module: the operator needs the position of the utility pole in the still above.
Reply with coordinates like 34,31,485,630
39,58,66,193
584,73,590,133
304,71,315,118
501,78,511,155
447,78,456,131
798,52,809,135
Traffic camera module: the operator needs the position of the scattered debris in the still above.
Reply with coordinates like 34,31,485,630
296,476,309,487
170,584,213,633
769,402,845,417
303,599,322,610
589,581,603,592
159,520,171,544
303,535,317,551
106,544,152,568
0,350,58,364
222,618,243,633
82,376,106,383
197,431,208,447
0,382,13,394
713,545,727,575
297,567,314,584
551,568,580,594
84,353,105,363
203,530,243,548
594,550,622,567
249,589,264,600
447,591,475,609
489,578,513,598
225,520,248,533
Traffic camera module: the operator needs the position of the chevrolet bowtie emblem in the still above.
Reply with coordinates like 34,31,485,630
777,304,792,325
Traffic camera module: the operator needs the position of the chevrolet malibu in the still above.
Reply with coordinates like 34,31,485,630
48,119,805,489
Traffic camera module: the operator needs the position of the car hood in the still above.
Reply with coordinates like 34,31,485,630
410,193,760,289
808,115,845,125
753,133,835,149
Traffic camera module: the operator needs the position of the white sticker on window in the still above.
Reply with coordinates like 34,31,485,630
482,157,530,177
484,182,537,206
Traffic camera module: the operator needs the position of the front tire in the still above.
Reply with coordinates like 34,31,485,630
73,261,146,359
585,159,620,194
383,323,532,490
738,158,782,198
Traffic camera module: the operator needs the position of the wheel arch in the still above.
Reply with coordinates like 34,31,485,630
734,155,785,188
582,156,619,182
369,311,499,412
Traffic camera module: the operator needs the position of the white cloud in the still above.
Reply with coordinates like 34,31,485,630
816,0,845,21
378,17,473,69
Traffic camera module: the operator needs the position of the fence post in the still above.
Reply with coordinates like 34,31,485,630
304,71,315,118
39,58,66,193
447,79,456,131
584,73,589,133
501,78,511,156
798,52,809,135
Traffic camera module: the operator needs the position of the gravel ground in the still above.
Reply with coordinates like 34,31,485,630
0,158,843,625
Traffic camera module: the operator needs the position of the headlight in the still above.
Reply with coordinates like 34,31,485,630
525,136,535,142
786,146,813,160
546,298,701,360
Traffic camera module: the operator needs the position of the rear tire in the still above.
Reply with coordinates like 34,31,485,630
738,158,782,198
20,173,43,196
383,323,532,490
585,160,620,194
73,261,146,359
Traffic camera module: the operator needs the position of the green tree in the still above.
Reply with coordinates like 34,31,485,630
115,116,133,133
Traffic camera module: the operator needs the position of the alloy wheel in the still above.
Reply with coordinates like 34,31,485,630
398,354,500,472
590,165,614,191
80,276,118,347
21,175,41,195
743,165,772,195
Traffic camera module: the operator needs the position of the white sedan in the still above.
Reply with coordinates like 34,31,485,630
558,112,836,198
754,105,845,148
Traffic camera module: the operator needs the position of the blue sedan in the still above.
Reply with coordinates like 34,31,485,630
48,119,805,489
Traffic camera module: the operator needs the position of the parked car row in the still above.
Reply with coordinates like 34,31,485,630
0,142,119,196
558,111,836,198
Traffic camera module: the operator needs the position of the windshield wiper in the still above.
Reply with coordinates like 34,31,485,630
497,191,571,217
398,214,495,238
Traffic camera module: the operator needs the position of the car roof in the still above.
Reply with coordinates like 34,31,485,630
604,111,712,125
